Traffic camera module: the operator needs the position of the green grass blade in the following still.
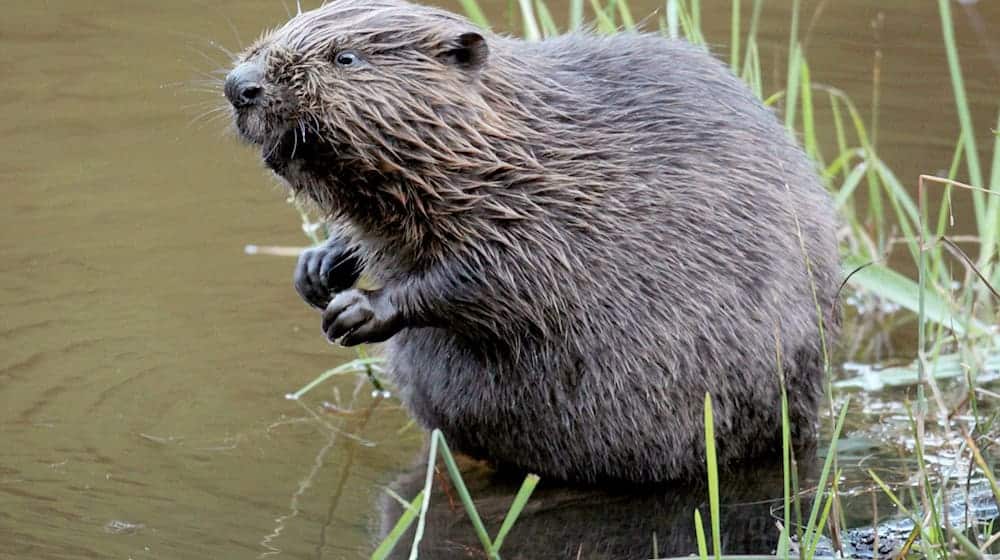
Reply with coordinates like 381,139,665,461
569,0,584,30
777,526,791,560
491,474,541,552
746,0,764,46
963,431,1000,513
948,525,984,559
616,0,636,30
741,39,762,98
669,0,705,45
691,0,701,34
800,399,849,558
904,403,945,557
988,111,1000,186
457,0,491,28
730,0,740,73
589,0,616,33
694,509,709,560
869,467,932,558
534,0,559,38
740,1,765,96
933,135,964,253
783,0,801,128
827,87,886,249
666,0,680,38
829,93,850,183
408,432,441,560
354,344,386,393
868,470,916,517
873,160,922,264
832,162,867,209
984,110,1000,279
436,432,496,556
805,477,839,559
704,393,722,560
763,90,784,107
784,44,802,131
517,0,541,41
937,0,1000,297
371,491,425,560
777,334,792,560
286,358,385,400
799,57,821,165
937,0,984,205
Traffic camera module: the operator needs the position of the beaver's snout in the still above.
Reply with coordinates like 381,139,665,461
224,62,264,109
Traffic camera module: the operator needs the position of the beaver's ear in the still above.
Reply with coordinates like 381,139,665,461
437,32,488,71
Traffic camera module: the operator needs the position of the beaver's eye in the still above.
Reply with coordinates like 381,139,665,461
335,51,361,67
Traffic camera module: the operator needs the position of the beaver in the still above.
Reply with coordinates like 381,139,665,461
223,0,841,483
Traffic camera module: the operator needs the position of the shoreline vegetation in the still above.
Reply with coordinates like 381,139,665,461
252,1,1000,557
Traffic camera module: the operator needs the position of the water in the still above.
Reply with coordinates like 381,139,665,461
1,1,998,558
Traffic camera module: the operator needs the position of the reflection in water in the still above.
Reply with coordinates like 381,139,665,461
258,412,340,558
377,449,818,559
375,444,1000,559
258,384,398,559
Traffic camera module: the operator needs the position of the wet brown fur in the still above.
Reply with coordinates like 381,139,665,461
228,0,841,483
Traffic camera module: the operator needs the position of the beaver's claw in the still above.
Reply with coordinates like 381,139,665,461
322,289,403,346
293,238,361,310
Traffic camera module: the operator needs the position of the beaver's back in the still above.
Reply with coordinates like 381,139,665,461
386,33,840,483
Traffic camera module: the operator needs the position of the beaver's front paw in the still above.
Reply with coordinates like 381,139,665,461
322,289,403,346
293,238,361,310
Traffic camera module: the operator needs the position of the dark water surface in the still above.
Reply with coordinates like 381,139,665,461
2,1,998,558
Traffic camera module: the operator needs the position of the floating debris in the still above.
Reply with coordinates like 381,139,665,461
103,520,145,535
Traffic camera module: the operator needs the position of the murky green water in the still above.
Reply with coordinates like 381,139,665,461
1,1,998,558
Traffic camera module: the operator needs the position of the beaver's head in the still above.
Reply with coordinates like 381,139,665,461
224,0,495,208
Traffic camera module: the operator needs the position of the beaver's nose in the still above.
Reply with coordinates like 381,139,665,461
224,62,264,108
